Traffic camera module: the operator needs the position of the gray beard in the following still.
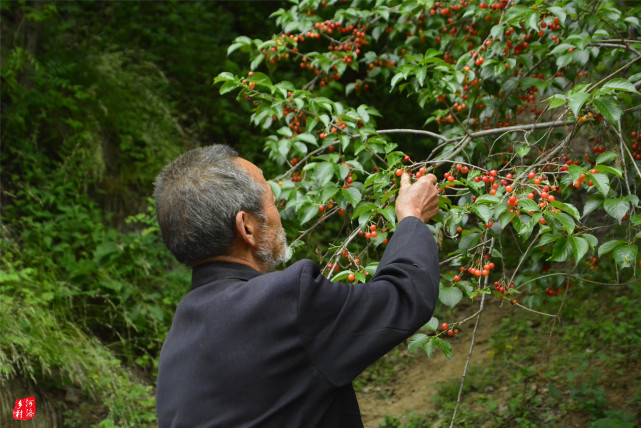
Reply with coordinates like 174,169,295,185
255,224,292,272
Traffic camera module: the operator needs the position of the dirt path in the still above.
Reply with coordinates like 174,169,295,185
357,300,506,427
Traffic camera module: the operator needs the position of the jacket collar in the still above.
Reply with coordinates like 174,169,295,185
191,261,263,291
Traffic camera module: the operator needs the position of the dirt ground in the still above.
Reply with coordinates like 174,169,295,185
357,300,507,428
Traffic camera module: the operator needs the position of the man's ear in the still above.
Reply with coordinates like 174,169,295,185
234,211,258,248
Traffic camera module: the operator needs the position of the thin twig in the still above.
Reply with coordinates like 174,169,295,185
448,236,493,428
449,294,484,428
325,228,361,279
454,120,570,141
434,135,472,168
545,273,573,362
289,207,339,248
590,42,641,57
514,302,557,318
586,55,641,93
377,128,448,141
616,119,633,197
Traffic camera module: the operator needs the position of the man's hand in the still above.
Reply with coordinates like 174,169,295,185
395,172,439,223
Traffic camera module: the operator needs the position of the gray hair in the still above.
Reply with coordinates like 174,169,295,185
153,145,266,266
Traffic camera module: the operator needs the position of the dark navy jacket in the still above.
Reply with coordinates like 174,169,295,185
156,216,440,427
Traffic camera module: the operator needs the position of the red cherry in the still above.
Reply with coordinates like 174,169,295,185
370,225,377,232
395,169,403,176
348,273,356,282
447,329,454,336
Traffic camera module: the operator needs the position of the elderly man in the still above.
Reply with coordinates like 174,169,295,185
154,145,440,427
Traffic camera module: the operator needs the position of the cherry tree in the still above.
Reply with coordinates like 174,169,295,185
215,0,640,420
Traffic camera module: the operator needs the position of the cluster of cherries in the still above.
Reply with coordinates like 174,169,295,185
493,281,515,294
545,286,564,296
282,103,307,135
630,131,641,160
441,322,460,337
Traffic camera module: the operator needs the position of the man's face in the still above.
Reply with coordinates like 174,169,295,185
235,158,291,271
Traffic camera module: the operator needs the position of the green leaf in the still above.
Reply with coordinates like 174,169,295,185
593,96,622,124
408,333,429,353
603,198,630,222
433,337,453,360
546,94,567,109
352,202,377,220
552,212,575,234
582,197,603,218
517,146,531,157
424,317,439,331
378,205,397,227
594,164,622,178
547,6,567,25
459,232,480,252
527,11,540,32
613,245,638,269
295,133,318,146
219,80,238,95
556,53,573,68
391,73,404,89
570,236,589,263
598,239,625,258
472,204,492,224
550,201,580,221
568,164,587,183
582,234,598,249
300,204,319,225
215,71,235,82
567,92,590,116
518,198,539,213
490,24,504,40
439,285,463,309
320,185,339,204
573,50,590,66
341,187,362,207
314,162,334,185
494,201,509,219
519,213,541,240
422,338,436,358
247,72,272,87
590,173,610,197
595,151,618,165
602,78,637,93
549,237,572,262
357,105,370,123
474,195,500,204
500,212,515,229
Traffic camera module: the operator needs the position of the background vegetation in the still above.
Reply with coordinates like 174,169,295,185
1,1,640,427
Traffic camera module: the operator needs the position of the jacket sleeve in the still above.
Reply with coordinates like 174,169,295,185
297,216,440,386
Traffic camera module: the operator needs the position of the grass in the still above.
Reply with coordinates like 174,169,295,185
376,279,641,427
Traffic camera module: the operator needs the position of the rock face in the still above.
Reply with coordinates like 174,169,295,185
1,378,62,428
